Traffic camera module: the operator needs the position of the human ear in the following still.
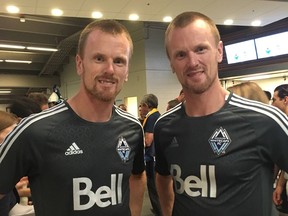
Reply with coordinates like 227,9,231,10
217,41,224,63
76,54,83,75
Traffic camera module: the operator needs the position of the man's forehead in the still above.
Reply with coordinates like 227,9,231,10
193,19,208,28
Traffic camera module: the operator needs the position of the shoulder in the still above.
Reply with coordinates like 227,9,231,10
114,105,142,128
0,102,70,156
155,103,182,127
13,102,69,135
228,93,288,131
228,93,284,117
21,102,69,124
146,110,160,122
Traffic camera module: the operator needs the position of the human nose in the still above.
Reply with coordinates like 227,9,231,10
104,59,114,74
187,52,199,67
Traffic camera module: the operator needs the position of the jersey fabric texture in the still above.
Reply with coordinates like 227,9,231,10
0,102,145,216
154,93,288,216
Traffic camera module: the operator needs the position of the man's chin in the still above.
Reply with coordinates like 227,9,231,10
98,92,117,102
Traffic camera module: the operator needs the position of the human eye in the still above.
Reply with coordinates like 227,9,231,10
114,57,127,66
94,54,104,63
196,46,206,53
175,51,186,59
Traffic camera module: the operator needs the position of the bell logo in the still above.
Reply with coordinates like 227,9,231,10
171,164,217,198
73,174,123,210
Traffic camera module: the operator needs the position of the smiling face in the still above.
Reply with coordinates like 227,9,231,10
76,29,131,102
166,19,223,95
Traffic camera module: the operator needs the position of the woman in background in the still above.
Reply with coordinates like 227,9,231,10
227,81,269,104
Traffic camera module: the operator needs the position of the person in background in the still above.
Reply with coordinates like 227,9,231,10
264,90,272,102
176,89,185,103
140,94,162,216
154,11,288,216
0,19,146,216
0,111,35,216
166,98,181,111
118,103,127,111
138,104,149,125
27,92,49,111
227,81,269,104
138,105,144,124
272,84,288,216
47,92,60,108
9,97,42,119
0,111,18,144
47,85,64,108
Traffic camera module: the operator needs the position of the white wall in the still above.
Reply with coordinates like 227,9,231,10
116,33,147,107
144,27,181,113
59,56,80,100
257,78,288,96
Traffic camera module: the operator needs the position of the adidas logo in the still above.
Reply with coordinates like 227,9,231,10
170,137,179,148
65,142,83,156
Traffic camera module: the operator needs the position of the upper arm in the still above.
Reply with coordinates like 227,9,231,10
156,173,174,216
129,172,146,216
144,132,153,147
131,126,145,175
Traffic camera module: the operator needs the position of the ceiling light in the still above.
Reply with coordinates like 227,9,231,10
224,19,234,25
27,47,58,52
0,44,58,52
0,90,12,94
0,44,25,49
6,5,19,13
251,20,261,26
92,11,103,19
20,17,26,23
51,8,63,16
163,16,172,22
129,14,139,21
0,60,3,62
5,60,32,64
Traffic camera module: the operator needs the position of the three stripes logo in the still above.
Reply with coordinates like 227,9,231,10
65,142,83,156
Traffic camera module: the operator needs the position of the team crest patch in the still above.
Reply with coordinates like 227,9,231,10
208,127,231,155
116,137,131,162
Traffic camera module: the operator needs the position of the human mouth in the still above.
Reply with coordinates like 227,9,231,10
98,78,116,85
186,70,203,77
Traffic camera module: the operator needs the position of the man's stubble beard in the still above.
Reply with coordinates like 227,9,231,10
184,71,217,95
83,79,119,103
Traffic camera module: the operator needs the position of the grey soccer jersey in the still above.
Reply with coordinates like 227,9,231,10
154,93,288,216
0,102,145,216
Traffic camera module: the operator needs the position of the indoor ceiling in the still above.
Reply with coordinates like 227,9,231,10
0,0,287,105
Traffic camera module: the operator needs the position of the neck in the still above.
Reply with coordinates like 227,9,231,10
184,84,229,117
67,92,114,122
148,107,157,112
